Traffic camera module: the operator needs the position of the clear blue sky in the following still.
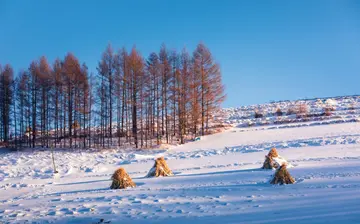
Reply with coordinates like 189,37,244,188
1,0,360,107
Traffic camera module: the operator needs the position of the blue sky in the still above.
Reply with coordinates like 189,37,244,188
0,0,360,107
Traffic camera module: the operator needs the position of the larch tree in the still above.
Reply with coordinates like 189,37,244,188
38,56,52,147
52,59,63,147
17,70,30,147
98,44,115,147
79,63,90,148
62,53,82,148
193,43,225,136
0,64,14,144
29,61,39,148
128,47,145,148
169,50,180,139
146,52,161,144
178,48,192,143
159,44,171,143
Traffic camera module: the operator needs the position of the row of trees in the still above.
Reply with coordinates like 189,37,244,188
0,43,225,149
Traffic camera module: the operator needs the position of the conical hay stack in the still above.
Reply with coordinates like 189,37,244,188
146,157,173,177
268,148,279,158
110,168,136,189
262,155,275,169
262,148,279,169
270,165,295,185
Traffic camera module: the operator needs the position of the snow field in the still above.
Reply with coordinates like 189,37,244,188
0,122,360,223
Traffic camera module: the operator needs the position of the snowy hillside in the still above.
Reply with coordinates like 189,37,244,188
221,95,360,127
1,97,360,223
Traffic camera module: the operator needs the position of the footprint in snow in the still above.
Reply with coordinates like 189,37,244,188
47,210,58,216
138,194,148,199
295,178,305,183
93,219,111,224
78,207,95,213
59,208,74,215
103,208,116,215
134,182,145,187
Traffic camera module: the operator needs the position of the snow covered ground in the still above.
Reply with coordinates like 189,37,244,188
1,122,360,223
220,95,360,127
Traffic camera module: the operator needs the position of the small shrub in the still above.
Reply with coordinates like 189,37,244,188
296,103,308,117
324,107,334,116
254,111,263,119
286,107,295,115
275,108,283,116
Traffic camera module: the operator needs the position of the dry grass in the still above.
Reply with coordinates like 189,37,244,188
146,157,173,177
270,165,295,185
110,168,136,189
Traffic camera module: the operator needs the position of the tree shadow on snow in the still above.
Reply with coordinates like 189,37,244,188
56,179,110,186
176,168,264,177
46,182,146,196
45,187,111,196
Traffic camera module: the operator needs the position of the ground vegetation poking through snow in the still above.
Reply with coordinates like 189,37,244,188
146,157,174,177
221,95,360,128
110,168,136,189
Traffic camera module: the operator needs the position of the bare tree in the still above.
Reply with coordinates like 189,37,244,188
0,65,14,144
